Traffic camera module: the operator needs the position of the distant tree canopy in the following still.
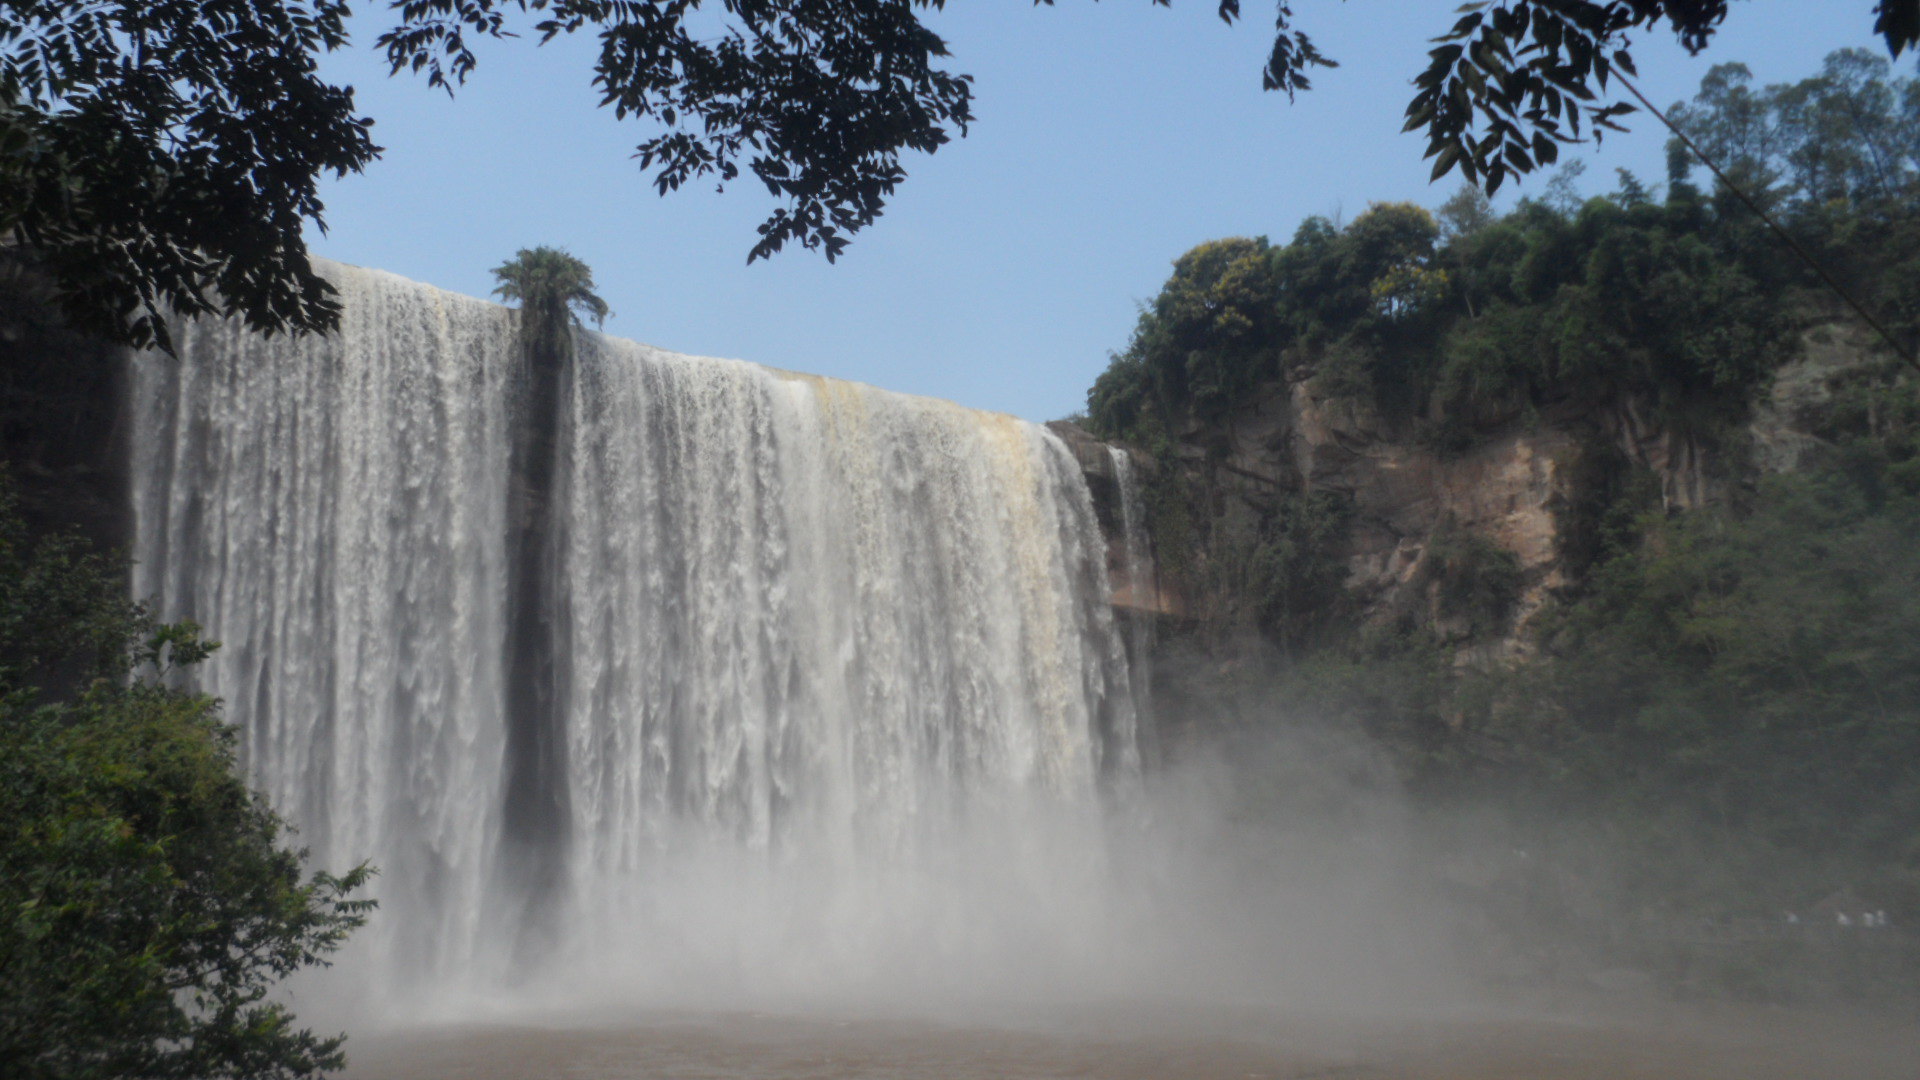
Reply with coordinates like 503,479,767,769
1088,50,1920,451
2,1,1914,350
1668,48,1920,207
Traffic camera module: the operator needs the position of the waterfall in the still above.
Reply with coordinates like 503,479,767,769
129,261,1139,1005
1108,448,1158,763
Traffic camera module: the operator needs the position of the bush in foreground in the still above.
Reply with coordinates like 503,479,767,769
0,479,373,1080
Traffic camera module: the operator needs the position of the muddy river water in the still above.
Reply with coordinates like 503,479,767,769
342,998,1920,1080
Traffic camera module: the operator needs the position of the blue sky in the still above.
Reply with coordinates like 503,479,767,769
307,2,1893,422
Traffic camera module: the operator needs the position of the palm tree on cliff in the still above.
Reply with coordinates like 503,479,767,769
490,246,611,332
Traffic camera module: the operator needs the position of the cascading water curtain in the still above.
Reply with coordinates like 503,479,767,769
130,260,1140,1006
1108,447,1160,766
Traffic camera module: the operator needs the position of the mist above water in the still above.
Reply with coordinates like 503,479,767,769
129,262,1457,1027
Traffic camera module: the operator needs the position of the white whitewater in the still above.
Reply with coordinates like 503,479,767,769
129,261,1140,1007
1108,448,1158,764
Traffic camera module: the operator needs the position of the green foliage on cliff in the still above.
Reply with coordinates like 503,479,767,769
1088,237,1282,437
1173,487,1355,655
1086,49,1920,453
1499,453,1920,913
1108,50,1920,930
1328,368,1920,921
1247,438,1920,920
1088,202,1451,439
1247,490,1355,652
1423,520,1525,638
1090,182,1802,449
0,479,374,1080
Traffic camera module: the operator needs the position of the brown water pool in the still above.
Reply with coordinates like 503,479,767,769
341,998,1920,1080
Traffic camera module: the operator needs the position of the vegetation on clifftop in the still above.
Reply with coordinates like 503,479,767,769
1096,52,1920,939
1089,50,1920,454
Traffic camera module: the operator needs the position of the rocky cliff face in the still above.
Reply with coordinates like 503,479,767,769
0,258,130,548
1064,318,1889,664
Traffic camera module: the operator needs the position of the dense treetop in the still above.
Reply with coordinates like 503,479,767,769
1087,49,1920,451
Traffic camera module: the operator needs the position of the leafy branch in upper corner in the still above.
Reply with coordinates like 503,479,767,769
382,0,979,264
1406,2,1917,197
0,1,379,353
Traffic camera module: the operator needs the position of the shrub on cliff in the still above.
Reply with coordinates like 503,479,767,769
1089,204,1449,442
1088,237,1282,439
